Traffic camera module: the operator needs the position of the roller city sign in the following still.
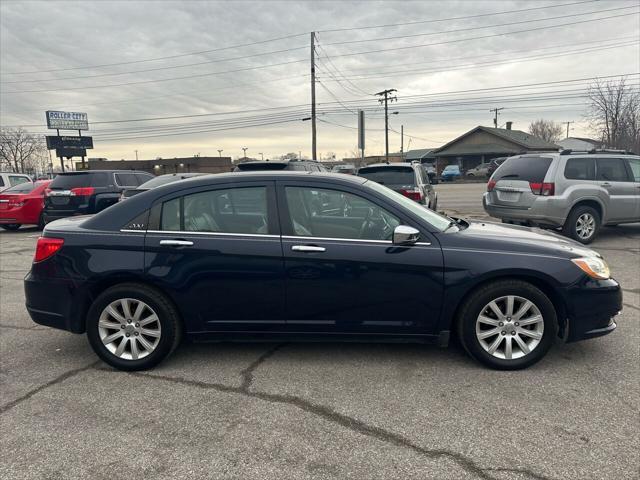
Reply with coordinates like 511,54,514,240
46,111,89,131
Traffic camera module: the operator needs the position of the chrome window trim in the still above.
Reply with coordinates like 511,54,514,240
119,230,431,245
144,229,280,239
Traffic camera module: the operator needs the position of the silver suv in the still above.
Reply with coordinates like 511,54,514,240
483,150,640,243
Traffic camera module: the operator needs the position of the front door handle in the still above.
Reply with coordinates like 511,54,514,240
601,182,612,188
159,239,194,247
291,245,326,253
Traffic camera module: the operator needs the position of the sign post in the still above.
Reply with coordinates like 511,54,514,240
45,111,91,172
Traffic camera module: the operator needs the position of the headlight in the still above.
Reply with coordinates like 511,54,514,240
571,256,610,280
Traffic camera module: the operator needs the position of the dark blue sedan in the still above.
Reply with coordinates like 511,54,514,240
24,172,622,371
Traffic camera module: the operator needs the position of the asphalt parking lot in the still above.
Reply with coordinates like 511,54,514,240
1,182,638,480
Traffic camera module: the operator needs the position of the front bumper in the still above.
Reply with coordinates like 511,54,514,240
564,277,622,343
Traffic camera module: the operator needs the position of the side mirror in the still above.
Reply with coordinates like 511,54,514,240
393,225,420,245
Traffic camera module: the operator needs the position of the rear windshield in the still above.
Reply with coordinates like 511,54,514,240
493,156,552,182
50,172,109,188
234,162,288,171
3,182,36,193
358,167,415,186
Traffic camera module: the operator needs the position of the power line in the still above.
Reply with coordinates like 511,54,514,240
2,32,309,75
2,58,309,94
326,11,639,59
317,0,599,33
323,5,638,46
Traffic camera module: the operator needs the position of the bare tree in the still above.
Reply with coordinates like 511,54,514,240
587,77,640,152
528,119,563,143
0,128,46,173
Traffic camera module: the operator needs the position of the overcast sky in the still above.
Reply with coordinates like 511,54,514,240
1,0,639,161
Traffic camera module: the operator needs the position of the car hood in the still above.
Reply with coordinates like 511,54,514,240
441,220,602,259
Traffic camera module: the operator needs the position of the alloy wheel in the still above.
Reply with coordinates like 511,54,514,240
98,298,161,360
475,295,544,360
576,213,596,240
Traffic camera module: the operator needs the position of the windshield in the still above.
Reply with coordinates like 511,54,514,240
444,165,459,171
493,156,552,182
358,166,415,186
50,172,108,188
365,180,452,231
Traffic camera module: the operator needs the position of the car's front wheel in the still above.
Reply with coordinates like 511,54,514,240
457,280,557,370
86,283,182,371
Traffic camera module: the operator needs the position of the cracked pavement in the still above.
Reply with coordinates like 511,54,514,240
1,183,639,479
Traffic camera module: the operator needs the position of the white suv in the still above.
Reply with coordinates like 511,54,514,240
483,150,640,243
0,172,32,192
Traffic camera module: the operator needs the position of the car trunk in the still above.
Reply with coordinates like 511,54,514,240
487,156,553,209
358,167,416,192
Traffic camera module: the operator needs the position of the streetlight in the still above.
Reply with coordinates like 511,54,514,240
258,152,264,161
217,149,223,158
242,147,248,158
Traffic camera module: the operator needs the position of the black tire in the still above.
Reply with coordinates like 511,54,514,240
0,224,21,231
456,280,557,370
86,283,182,371
562,205,600,244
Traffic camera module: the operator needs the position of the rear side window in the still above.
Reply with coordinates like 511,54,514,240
627,158,640,181
115,173,138,187
50,172,108,188
493,156,552,182
135,173,153,184
596,158,630,182
9,175,30,186
358,167,415,186
0,177,4,187
160,187,268,234
564,158,595,180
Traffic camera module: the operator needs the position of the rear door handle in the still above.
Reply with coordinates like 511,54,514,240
601,182,611,188
291,245,326,253
159,239,194,247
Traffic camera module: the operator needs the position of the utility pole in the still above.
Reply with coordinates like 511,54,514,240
217,149,223,158
259,152,264,161
311,32,317,161
375,88,397,163
489,107,504,128
563,121,574,138
400,125,404,161
134,150,138,161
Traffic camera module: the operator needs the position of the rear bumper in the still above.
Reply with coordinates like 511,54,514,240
564,278,622,343
483,193,567,227
43,210,88,224
24,271,84,333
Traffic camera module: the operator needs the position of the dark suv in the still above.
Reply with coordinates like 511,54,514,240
357,162,437,210
234,160,327,172
44,170,153,224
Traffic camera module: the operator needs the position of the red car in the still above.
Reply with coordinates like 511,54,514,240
0,180,50,230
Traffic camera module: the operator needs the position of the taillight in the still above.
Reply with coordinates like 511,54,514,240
34,237,64,263
487,179,496,191
529,182,555,196
70,187,95,196
44,188,52,197
400,188,423,202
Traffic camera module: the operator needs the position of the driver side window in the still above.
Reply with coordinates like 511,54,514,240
284,186,400,241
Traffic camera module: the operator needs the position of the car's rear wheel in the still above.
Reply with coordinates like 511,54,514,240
87,283,182,371
0,224,21,231
563,205,600,244
457,280,557,370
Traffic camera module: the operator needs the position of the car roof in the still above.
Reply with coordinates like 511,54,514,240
55,170,149,174
359,162,415,169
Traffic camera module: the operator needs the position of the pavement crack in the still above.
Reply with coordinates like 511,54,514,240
484,467,554,480
0,360,101,415
623,302,640,312
0,323,40,331
132,370,552,480
239,343,287,391
622,288,640,295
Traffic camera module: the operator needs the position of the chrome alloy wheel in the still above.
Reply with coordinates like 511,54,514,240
98,298,161,360
475,295,544,360
576,213,596,240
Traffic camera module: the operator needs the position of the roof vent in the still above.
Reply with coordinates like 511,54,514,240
506,121,513,130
